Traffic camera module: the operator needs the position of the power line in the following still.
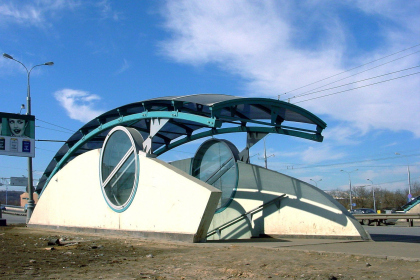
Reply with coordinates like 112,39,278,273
279,152,420,171
35,118,75,132
36,139,66,142
35,147,59,153
289,65,420,100
294,71,420,104
280,43,420,97
286,50,420,101
0,165,27,171
36,125,74,134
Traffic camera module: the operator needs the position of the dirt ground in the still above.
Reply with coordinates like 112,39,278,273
0,225,418,280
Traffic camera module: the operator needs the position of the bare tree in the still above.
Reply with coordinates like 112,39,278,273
326,180,420,212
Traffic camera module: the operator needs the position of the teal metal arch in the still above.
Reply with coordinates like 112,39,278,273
154,125,323,156
211,98,325,127
37,94,327,194
40,111,219,196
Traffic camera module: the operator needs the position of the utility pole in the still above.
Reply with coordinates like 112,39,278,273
341,169,358,211
259,136,274,169
395,152,412,201
367,179,376,213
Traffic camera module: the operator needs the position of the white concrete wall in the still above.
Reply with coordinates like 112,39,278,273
29,149,221,242
407,202,420,213
208,162,370,240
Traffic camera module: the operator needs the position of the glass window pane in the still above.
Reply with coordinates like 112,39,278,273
103,153,135,206
101,130,132,182
192,140,238,211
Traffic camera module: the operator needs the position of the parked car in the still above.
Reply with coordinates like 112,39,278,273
350,208,376,225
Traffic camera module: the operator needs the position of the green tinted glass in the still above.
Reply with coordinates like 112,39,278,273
192,140,238,211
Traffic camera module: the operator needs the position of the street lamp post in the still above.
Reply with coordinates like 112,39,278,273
2,53,53,223
367,179,376,213
310,178,322,188
341,169,358,211
395,152,412,200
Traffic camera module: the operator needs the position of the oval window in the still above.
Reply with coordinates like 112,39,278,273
100,126,144,212
191,139,239,212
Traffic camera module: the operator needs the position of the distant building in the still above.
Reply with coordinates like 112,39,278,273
20,192,38,207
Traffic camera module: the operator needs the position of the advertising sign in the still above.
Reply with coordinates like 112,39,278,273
10,176,28,186
0,112,35,158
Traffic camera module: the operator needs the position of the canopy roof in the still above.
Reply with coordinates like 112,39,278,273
37,94,326,193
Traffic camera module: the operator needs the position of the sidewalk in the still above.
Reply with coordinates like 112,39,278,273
205,226,420,261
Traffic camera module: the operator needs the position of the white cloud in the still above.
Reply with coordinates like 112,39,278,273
159,0,420,137
96,0,121,21
300,145,346,164
0,0,80,27
323,125,361,145
115,59,130,75
0,3,44,26
54,89,105,123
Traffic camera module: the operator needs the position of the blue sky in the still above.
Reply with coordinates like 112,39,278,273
0,0,419,195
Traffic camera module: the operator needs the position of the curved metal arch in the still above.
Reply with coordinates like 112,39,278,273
37,94,327,194
154,125,323,156
39,111,218,196
211,98,327,129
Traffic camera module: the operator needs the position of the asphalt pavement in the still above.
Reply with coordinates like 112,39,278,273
207,224,420,261
0,212,27,224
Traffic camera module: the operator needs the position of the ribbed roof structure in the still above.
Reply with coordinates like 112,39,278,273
37,94,326,193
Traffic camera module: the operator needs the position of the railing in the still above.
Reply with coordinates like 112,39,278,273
353,213,420,227
1,205,26,217
207,194,287,238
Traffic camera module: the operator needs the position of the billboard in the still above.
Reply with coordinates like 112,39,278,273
10,176,28,186
0,112,35,158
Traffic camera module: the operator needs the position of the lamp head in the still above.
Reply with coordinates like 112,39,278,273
44,62,54,66
3,53,14,60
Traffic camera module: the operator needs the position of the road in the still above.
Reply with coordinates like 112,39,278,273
0,212,27,224
365,224,420,243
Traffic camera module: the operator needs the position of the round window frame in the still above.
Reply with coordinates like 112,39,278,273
99,126,144,212
191,138,240,213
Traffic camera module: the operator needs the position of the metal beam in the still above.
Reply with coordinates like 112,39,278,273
238,132,268,163
212,98,327,129
154,125,323,156
39,111,218,196
143,118,170,154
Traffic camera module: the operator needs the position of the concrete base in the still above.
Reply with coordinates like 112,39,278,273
28,224,197,243
30,149,221,243
206,162,370,241
267,234,370,241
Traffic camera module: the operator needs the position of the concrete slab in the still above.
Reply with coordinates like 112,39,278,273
203,226,420,261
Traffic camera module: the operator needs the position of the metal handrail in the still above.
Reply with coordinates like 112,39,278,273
207,194,287,238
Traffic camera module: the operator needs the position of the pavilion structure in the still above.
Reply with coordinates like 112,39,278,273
30,94,370,242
